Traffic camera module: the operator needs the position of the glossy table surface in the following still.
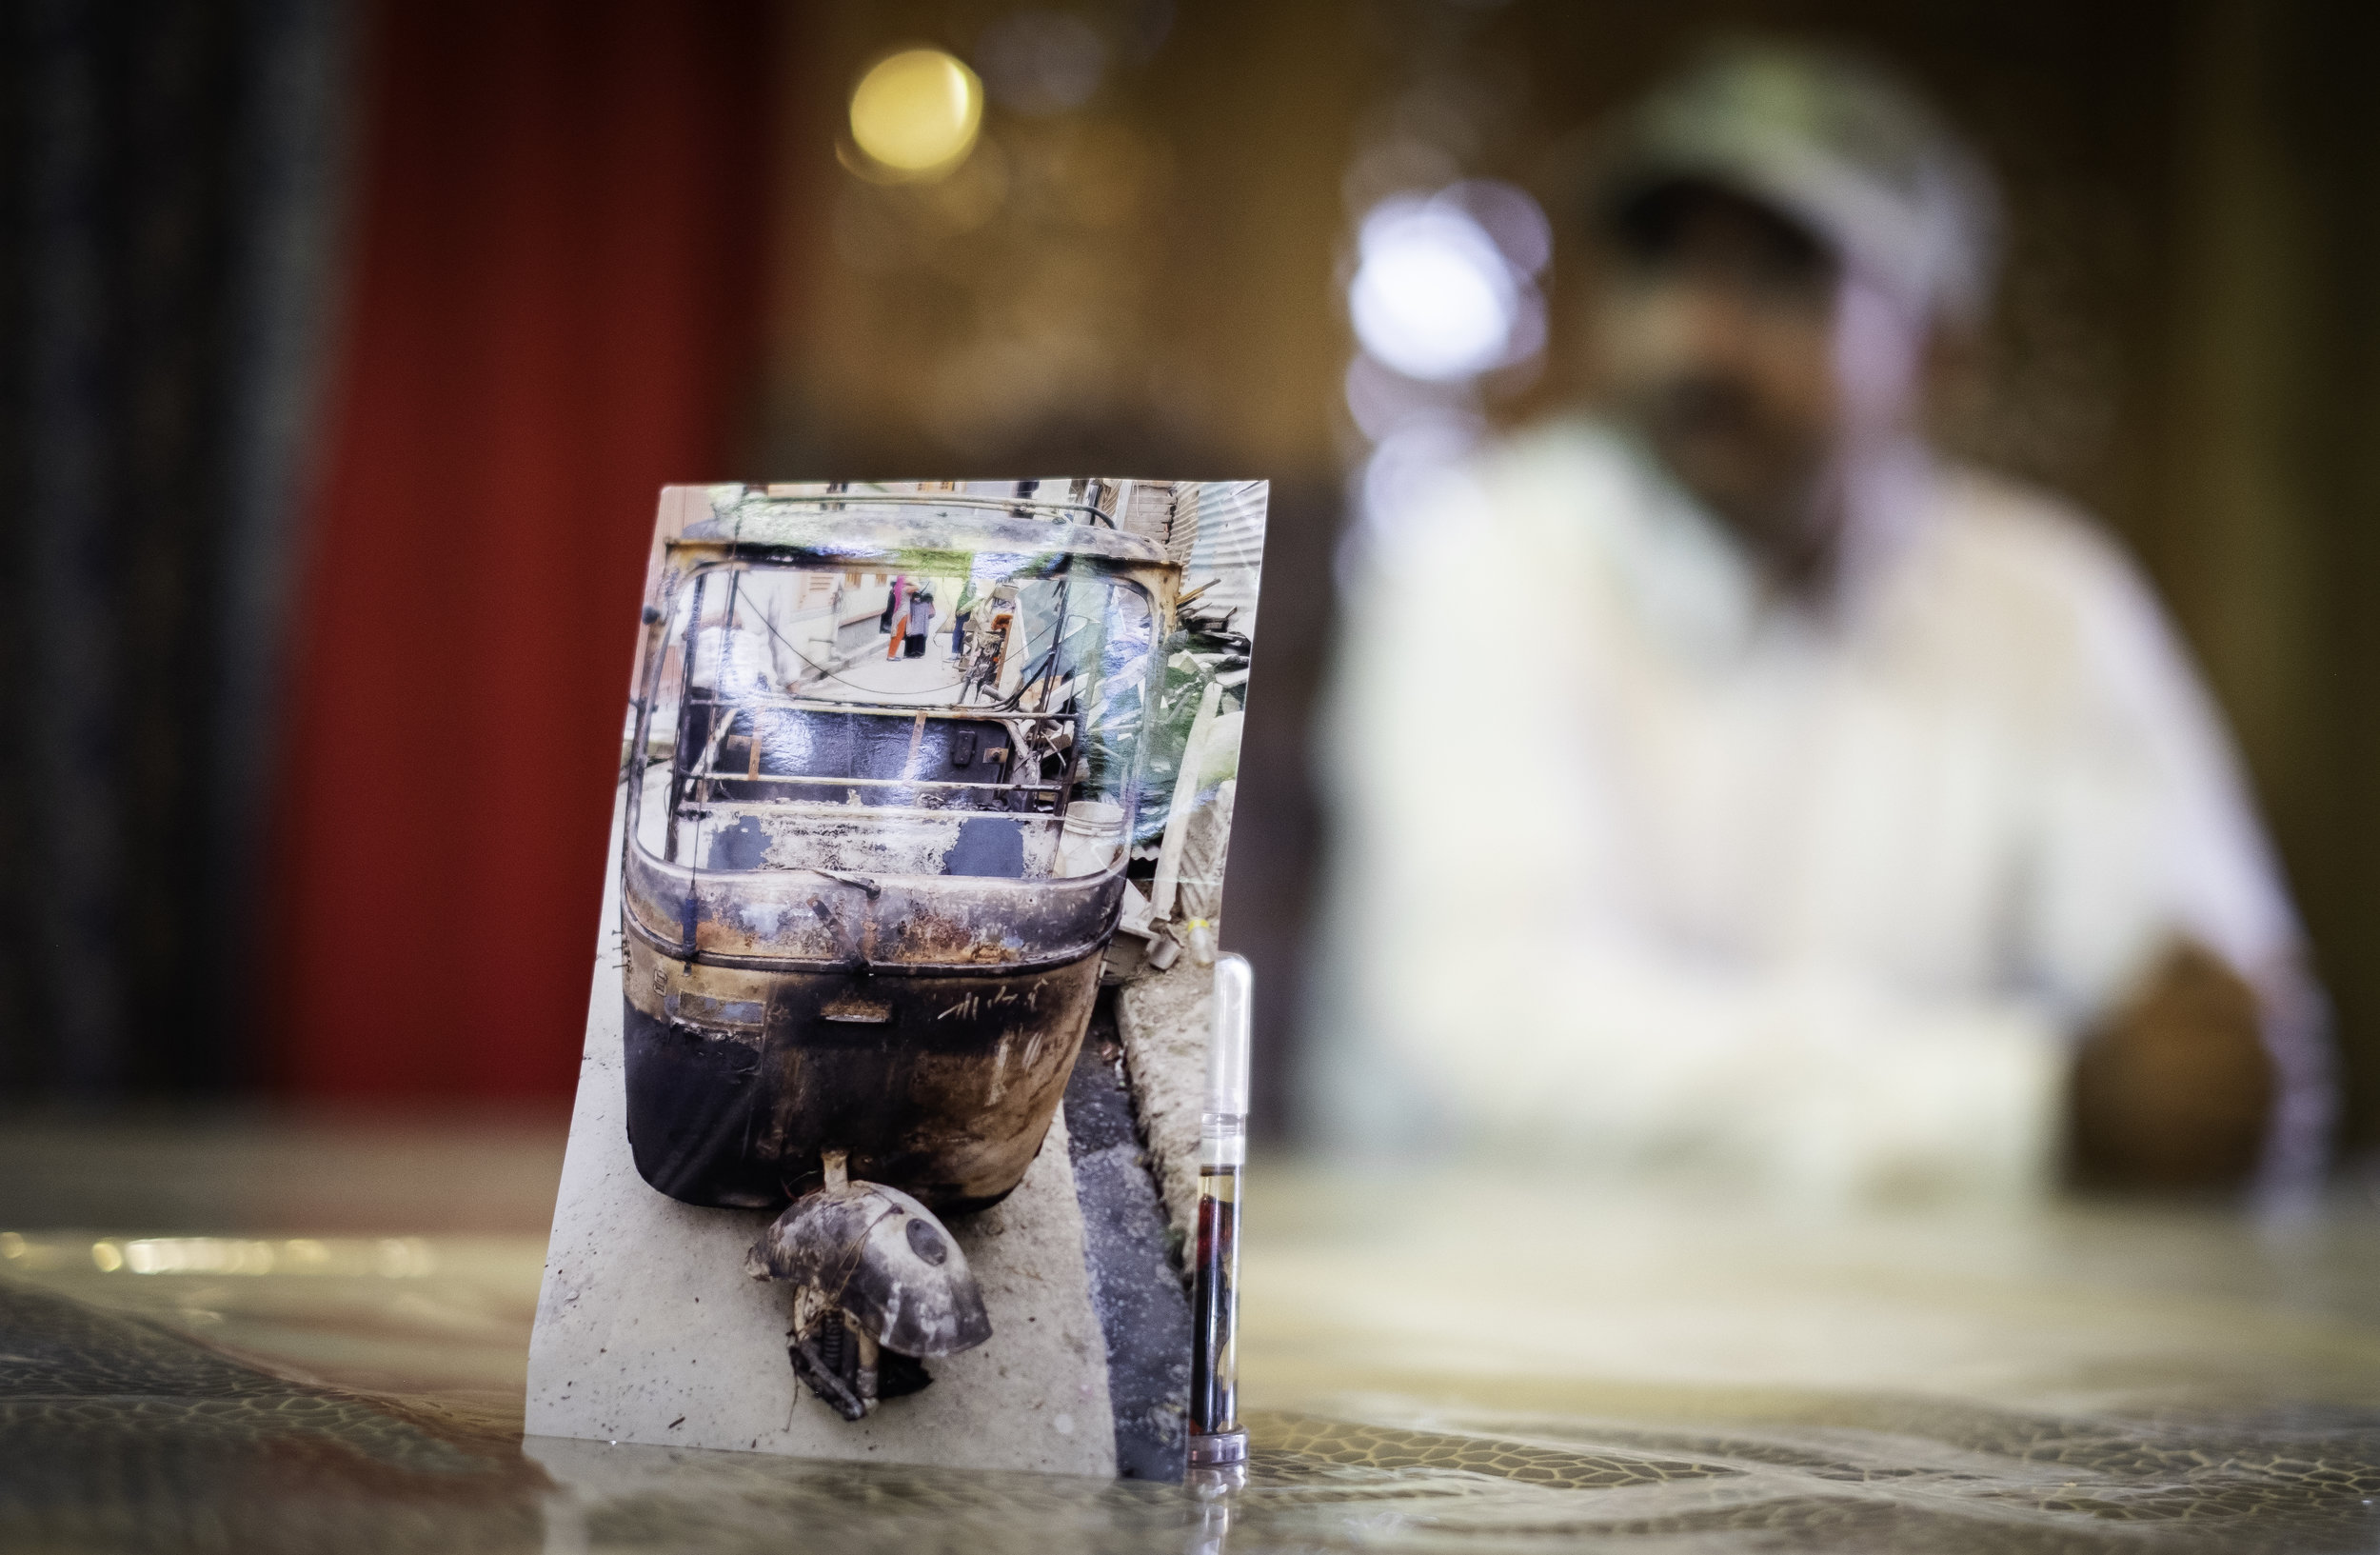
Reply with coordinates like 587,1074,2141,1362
3,1113,2379,1552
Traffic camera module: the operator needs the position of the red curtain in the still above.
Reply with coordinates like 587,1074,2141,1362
271,0,775,1097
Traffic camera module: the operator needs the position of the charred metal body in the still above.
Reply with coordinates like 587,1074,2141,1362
745,1169,992,1420
617,490,1177,1419
621,927,1106,1213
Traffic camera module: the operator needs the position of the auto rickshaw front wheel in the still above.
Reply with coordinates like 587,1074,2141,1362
744,1151,993,1421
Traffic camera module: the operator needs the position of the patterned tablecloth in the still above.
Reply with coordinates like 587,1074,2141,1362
2,1120,2377,1552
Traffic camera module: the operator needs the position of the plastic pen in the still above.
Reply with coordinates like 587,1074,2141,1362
1187,952,1252,1483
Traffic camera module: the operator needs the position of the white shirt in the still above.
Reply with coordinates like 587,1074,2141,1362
1308,420,2323,1203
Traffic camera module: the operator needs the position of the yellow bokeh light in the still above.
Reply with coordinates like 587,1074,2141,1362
849,49,982,177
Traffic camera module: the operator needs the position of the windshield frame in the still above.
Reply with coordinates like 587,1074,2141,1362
625,546,1164,884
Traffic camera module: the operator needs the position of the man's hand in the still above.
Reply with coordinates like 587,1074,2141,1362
2069,940,2273,1189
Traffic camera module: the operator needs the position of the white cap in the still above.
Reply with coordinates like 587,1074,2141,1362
1593,41,2001,327
1207,953,1254,1116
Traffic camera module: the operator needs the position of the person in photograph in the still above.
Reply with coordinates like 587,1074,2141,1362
906,587,936,660
1312,42,2330,1204
884,575,911,659
950,575,979,660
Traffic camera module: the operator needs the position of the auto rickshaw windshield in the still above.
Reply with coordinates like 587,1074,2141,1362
629,558,1155,886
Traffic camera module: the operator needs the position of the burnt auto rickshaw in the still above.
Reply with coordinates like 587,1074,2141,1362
618,489,1176,1418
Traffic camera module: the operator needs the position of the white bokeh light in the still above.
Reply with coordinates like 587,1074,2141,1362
1347,197,1518,382
1340,181,1552,578
1443,178,1552,279
1362,413,1484,534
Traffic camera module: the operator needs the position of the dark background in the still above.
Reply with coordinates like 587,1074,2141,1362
3,0,2375,1160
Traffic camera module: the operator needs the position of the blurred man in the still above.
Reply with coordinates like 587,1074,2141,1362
1310,45,2330,1203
